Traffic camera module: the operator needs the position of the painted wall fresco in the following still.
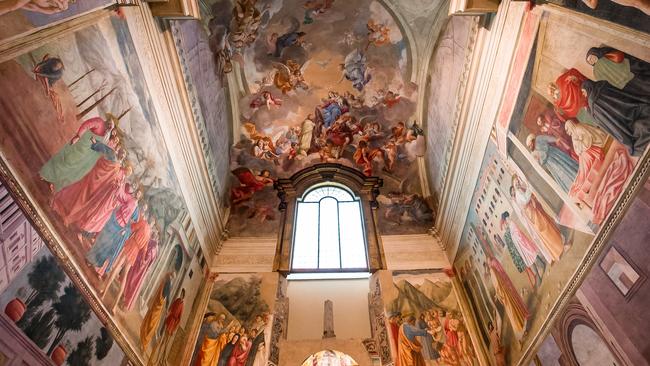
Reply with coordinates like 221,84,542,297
169,19,232,202
190,273,278,366
454,9,650,365
0,14,204,364
0,0,113,44
424,16,475,213
196,0,432,237
540,0,650,34
0,181,125,365
380,270,477,366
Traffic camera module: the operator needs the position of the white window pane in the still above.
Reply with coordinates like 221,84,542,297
303,186,353,202
293,202,319,269
319,197,341,269
339,201,367,269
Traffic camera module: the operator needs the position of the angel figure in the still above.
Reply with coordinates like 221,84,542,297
366,19,390,48
230,167,274,204
208,23,234,76
373,89,401,108
273,59,309,94
303,0,335,24
250,91,283,110
340,49,372,92
229,0,265,49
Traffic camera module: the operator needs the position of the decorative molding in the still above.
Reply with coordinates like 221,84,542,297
0,159,145,365
213,236,277,273
123,4,228,262
273,163,384,272
434,0,528,259
381,234,449,270
168,20,227,202
369,275,392,365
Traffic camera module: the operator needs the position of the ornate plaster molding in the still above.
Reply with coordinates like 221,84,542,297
124,5,228,261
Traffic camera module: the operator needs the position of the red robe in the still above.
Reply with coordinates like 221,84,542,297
120,216,152,267
164,298,185,335
553,68,588,120
227,340,252,366
231,169,267,203
52,157,126,232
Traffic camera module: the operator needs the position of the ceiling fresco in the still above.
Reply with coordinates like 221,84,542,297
202,0,434,236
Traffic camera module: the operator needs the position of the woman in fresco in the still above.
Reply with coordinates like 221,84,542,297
40,114,117,192
510,176,564,263
535,111,576,160
581,78,650,156
526,133,579,192
227,329,252,366
218,331,240,366
565,120,608,200
500,212,544,288
121,230,159,311
586,46,650,96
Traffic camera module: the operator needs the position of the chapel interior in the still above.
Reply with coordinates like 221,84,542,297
0,0,648,365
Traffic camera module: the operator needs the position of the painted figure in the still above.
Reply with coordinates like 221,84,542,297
231,168,274,204
340,49,372,91
548,68,597,126
581,78,650,156
397,315,428,366
500,211,544,287
586,47,650,96
526,134,579,192
40,115,117,192
121,231,159,311
565,120,608,201
140,271,175,352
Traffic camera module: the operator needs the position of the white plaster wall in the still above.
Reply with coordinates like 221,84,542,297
287,279,372,341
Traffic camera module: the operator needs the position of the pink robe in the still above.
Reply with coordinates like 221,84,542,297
569,146,604,199
52,157,126,232
227,340,252,366
593,148,634,225
508,221,540,267
122,239,158,311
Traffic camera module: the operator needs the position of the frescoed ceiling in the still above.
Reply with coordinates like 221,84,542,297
198,0,447,237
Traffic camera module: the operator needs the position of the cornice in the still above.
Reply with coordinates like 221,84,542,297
124,5,227,261
434,0,527,258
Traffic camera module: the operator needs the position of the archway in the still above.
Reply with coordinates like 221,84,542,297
300,350,359,366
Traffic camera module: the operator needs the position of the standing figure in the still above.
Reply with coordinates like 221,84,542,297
298,115,316,155
397,316,429,366
586,47,650,96
121,230,159,311
581,78,650,156
500,211,544,287
140,271,176,352
510,177,564,263
156,289,186,363
526,134,579,192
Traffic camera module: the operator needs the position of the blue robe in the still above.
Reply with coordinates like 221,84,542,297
534,135,578,192
274,32,301,57
86,207,139,273
321,102,343,128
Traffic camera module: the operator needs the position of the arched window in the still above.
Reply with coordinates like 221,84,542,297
292,184,367,271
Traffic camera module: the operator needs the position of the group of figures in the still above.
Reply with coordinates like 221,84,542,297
193,312,269,366
191,275,273,366
0,15,203,365
214,0,432,236
388,311,475,366
525,46,649,224
452,7,650,365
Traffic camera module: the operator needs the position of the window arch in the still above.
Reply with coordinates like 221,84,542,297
292,184,367,271
274,163,384,273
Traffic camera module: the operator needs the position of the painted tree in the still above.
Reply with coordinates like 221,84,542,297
67,336,94,366
22,308,56,349
94,327,114,360
46,284,92,355
25,255,66,307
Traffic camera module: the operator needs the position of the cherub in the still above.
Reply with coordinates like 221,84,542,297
366,19,390,48
273,59,309,94
249,91,282,110
303,0,335,24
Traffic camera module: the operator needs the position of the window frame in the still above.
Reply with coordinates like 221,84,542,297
290,183,369,273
